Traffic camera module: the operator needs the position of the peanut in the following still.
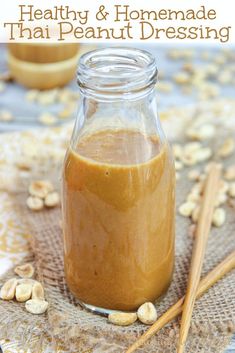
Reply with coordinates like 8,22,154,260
26,196,44,211
212,208,226,227
29,180,54,199
0,109,14,122
0,278,18,300
32,282,45,300
137,302,157,325
14,263,35,278
215,193,227,207
44,192,60,208
184,142,202,154
25,89,39,102
175,160,183,171
193,148,212,163
173,72,190,85
179,202,196,217
25,299,48,315
228,183,235,198
38,112,57,125
196,124,215,140
187,192,201,203
172,144,183,159
224,166,235,181
108,312,137,326
218,138,235,158
191,182,204,195
188,169,200,181
219,180,229,194
180,154,197,166
15,284,32,302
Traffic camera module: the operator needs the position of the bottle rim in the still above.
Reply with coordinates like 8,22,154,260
77,47,158,99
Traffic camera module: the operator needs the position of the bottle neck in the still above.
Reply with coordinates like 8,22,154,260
77,47,158,102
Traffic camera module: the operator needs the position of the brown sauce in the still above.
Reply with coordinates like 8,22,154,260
62,129,175,311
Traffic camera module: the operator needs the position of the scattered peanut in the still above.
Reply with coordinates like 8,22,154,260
186,128,199,140
38,112,57,126
175,160,183,171
187,125,216,141
173,72,190,85
219,180,229,194
228,183,235,198
15,284,32,302
37,90,58,105
0,278,18,300
180,154,197,166
193,148,212,163
26,196,44,211
25,89,39,102
172,144,183,159
191,182,204,195
224,166,235,181
157,81,173,93
188,169,200,181
197,124,216,140
187,192,201,203
212,208,226,227
137,302,157,325
179,202,196,217
218,138,235,158
218,71,231,85
108,312,137,326
215,193,227,207
25,299,49,315
32,282,45,300
14,263,35,278
58,103,76,119
29,180,54,199
44,192,60,208
15,157,32,171
198,82,220,99
0,109,14,122
184,142,202,154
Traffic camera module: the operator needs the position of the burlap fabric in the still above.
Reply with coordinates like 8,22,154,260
0,165,234,353
0,100,235,352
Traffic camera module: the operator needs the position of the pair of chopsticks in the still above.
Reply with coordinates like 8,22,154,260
126,163,235,353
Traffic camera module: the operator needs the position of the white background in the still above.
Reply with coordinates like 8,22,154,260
0,0,234,43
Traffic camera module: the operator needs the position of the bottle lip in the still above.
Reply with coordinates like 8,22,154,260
77,47,158,98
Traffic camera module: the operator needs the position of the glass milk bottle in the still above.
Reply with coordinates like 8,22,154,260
62,47,175,314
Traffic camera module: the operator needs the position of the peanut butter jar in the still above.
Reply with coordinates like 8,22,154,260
62,47,175,314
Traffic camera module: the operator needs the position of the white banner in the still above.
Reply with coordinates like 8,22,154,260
0,0,234,43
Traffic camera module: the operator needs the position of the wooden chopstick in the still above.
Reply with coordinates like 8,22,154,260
125,249,235,353
177,162,222,353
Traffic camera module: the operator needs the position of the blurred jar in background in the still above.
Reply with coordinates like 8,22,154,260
8,43,80,90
